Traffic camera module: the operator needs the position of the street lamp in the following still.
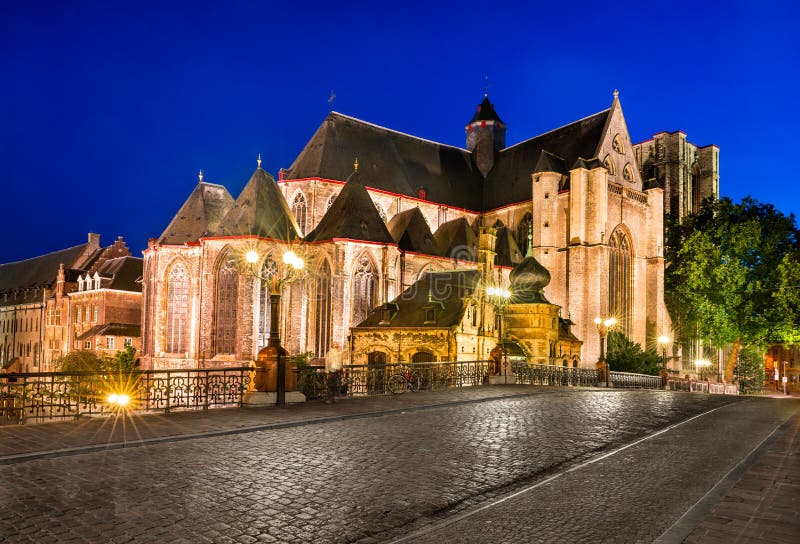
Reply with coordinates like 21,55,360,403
486,285,511,381
245,248,304,406
694,358,711,381
657,335,671,371
594,316,617,387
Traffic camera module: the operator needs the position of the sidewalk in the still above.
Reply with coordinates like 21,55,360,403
683,411,800,544
0,385,550,463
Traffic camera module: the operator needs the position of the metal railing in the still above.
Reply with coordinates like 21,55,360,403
298,360,491,400
512,362,600,387
610,370,663,389
667,377,739,395
0,367,251,424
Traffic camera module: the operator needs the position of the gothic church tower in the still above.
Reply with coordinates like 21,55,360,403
466,95,506,177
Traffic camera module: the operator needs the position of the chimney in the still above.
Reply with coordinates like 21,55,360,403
88,233,101,248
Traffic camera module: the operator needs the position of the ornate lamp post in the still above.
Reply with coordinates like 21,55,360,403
245,248,304,406
486,285,511,382
594,316,617,387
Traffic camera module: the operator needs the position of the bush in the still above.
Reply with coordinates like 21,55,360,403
606,332,662,376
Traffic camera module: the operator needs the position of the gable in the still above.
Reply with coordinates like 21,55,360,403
594,98,643,190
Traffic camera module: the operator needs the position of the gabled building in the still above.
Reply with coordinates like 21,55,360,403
0,234,138,372
141,92,674,369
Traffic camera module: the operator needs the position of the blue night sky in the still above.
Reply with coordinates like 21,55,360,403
1,0,798,263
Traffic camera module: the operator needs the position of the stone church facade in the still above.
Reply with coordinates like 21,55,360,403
140,93,675,370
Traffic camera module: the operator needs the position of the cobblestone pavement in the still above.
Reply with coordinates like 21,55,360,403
0,389,784,543
395,399,800,544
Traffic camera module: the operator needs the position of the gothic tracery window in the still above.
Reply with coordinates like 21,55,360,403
166,263,189,354
291,192,308,236
257,256,278,349
608,229,633,336
353,255,377,325
623,164,634,182
517,212,532,257
314,260,332,357
215,256,239,355
604,156,615,176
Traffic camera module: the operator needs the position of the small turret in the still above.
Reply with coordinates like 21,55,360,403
466,95,506,177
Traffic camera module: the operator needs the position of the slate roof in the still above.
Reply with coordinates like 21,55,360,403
469,96,504,124
434,217,477,261
355,269,479,328
0,244,88,293
158,182,235,244
76,323,141,341
483,109,610,209
221,168,300,240
283,112,484,210
494,226,523,267
96,257,143,292
305,173,394,244
387,208,440,255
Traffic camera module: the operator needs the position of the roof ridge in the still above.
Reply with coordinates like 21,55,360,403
329,111,469,153
0,242,87,267
501,108,611,153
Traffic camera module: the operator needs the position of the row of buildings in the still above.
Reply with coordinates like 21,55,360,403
1,92,722,374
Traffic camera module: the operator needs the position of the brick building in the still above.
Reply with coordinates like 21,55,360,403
141,92,679,370
0,234,141,372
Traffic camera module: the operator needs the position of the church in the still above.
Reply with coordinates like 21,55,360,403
139,92,671,370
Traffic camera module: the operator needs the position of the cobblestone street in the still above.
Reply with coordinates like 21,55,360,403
0,388,796,543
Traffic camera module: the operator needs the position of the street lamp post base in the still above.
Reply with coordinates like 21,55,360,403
242,391,307,406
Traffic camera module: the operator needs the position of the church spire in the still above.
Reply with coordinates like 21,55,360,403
466,95,506,177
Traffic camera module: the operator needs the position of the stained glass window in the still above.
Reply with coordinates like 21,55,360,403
166,264,189,353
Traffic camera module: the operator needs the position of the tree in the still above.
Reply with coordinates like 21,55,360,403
606,331,662,376
107,346,139,374
53,350,105,372
665,197,800,380
734,346,766,394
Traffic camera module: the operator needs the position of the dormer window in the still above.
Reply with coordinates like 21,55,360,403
424,308,435,324
77,277,84,291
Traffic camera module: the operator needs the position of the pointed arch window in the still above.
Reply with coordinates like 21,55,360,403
215,256,239,355
612,134,624,154
604,155,615,176
517,212,532,256
623,164,634,182
353,256,377,325
314,260,332,357
166,264,189,353
257,256,278,349
609,229,633,336
291,192,308,236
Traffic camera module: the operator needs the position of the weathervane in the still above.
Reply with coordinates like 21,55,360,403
198,170,203,182
257,153,262,169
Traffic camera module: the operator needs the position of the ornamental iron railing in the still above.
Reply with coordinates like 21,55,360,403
298,360,491,400
512,362,600,387
0,367,251,425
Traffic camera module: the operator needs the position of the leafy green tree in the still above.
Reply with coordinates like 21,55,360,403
606,331,662,375
665,197,799,380
53,350,105,372
107,346,139,374
734,346,766,394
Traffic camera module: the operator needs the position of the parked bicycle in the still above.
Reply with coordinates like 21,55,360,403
388,368,420,394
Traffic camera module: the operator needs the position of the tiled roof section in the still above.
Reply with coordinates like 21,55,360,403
158,182,235,244
97,257,143,292
434,217,477,261
494,226,523,267
221,168,300,240
0,243,89,293
356,269,479,328
306,174,394,244
469,96,504,124
283,112,484,210
484,109,610,209
559,318,582,344
76,323,141,341
387,208,440,256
